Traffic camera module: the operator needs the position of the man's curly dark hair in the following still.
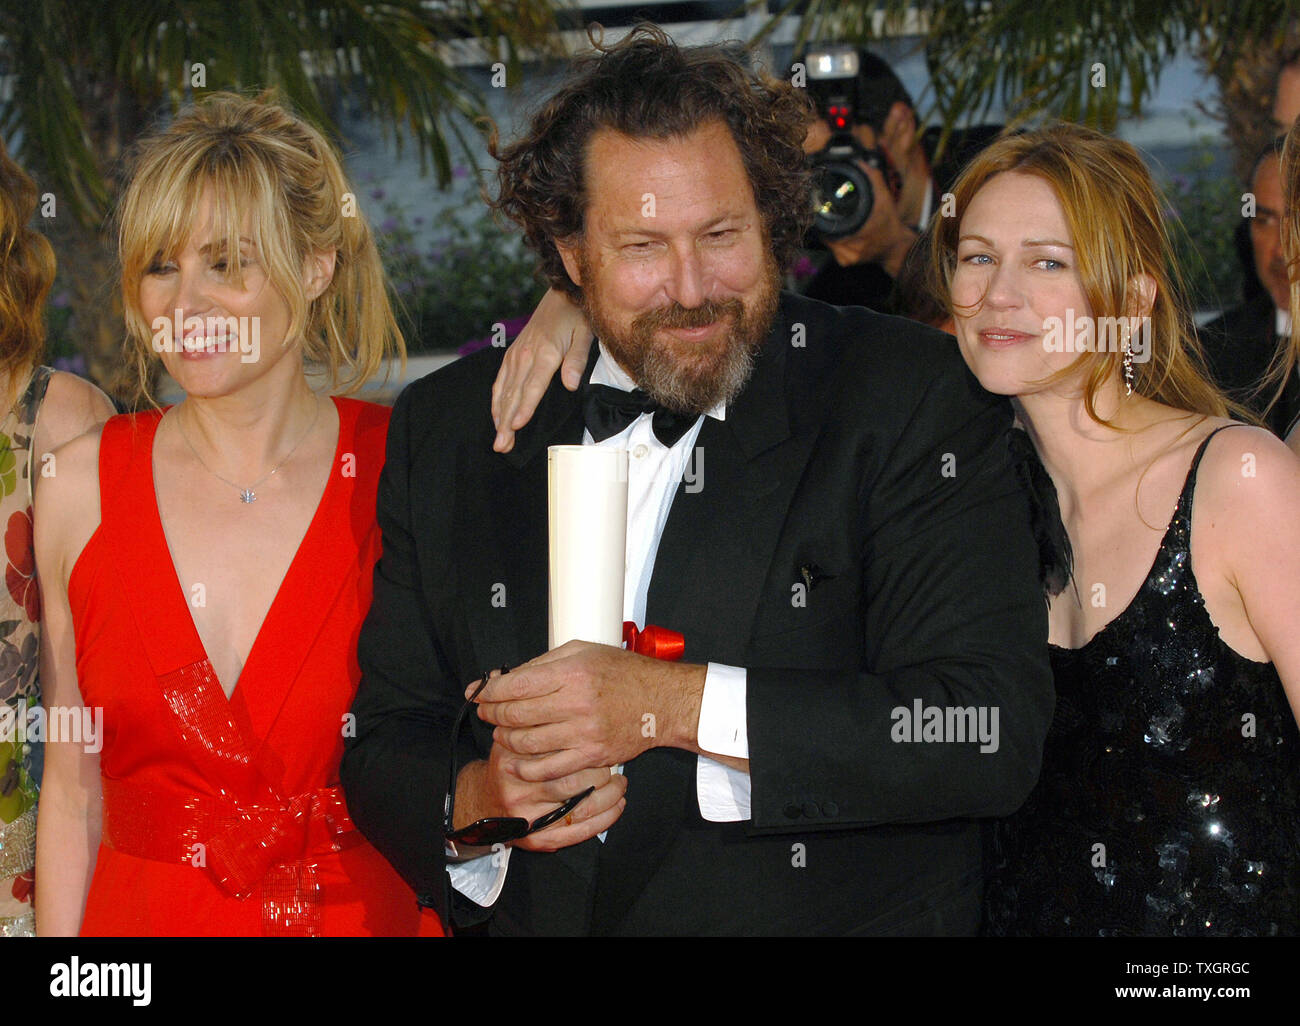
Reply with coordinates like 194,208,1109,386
491,24,815,299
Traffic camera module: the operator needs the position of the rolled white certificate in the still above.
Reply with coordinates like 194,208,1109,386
547,445,628,648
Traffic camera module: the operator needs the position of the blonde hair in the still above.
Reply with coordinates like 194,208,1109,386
0,137,53,384
118,92,403,404
930,122,1240,427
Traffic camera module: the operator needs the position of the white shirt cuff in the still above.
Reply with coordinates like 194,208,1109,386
697,662,748,757
695,663,751,822
697,755,752,821
446,844,512,906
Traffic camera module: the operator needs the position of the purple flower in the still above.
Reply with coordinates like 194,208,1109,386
458,336,491,356
371,188,387,201
380,217,398,233
456,314,532,356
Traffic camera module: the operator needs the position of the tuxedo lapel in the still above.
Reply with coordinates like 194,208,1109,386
454,448,552,674
500,343,603,471
591,306,833,933
456,345,600,675
642,326,805,664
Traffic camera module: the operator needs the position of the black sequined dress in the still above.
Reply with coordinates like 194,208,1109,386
986,426,1300,936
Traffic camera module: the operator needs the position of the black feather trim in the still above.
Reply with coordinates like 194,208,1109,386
1007,427,1073,599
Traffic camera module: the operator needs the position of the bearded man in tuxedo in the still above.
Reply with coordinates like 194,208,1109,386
340,24,1054,936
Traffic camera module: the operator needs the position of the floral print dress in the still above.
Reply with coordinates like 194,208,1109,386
0,366,51,936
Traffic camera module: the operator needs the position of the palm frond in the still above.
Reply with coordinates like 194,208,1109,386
0,0,562,227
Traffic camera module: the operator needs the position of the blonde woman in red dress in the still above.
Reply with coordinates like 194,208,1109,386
33,94,443,936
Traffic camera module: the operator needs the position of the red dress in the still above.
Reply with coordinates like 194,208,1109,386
69,396,441,936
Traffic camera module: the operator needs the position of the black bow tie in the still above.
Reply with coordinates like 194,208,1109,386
582,383,698,447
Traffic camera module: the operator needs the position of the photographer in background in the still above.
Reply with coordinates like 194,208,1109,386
800,45,1000,319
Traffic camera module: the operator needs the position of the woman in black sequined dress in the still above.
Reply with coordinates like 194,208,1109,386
929,123,1300,936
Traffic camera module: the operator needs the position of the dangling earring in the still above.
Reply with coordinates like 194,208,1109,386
1122,332,1134,397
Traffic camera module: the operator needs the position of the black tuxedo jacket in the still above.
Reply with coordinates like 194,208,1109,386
340,292,1054,935
1199,294,1300,438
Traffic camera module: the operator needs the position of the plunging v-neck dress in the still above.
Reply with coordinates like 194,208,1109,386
984,426,1300,935
69,396,440,936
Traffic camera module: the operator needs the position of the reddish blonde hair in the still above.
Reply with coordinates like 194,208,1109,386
0,138,54,384
930,122,1236,426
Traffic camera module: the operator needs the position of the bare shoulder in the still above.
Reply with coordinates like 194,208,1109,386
1193,421,1300,530
1188,420,1300,673
34,422,109,590
32,371,116,458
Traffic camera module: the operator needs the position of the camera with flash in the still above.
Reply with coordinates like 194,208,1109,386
802,45,903,239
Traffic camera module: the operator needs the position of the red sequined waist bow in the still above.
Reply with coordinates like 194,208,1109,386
100,776,362,936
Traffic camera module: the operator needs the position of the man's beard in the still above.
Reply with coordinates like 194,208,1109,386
577,251,782,415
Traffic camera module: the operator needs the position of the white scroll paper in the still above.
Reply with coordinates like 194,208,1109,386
547,445,628,649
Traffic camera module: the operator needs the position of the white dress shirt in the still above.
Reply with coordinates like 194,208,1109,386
449,343,752,906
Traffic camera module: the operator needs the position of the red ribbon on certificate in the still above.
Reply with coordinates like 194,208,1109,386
622,621,685,661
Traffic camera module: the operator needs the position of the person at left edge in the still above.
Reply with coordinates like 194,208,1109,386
0,139,117,937
32,92,590,937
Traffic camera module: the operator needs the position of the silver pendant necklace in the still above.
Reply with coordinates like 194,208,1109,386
177,394,321,503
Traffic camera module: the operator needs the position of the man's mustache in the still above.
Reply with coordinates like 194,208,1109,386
633,298,743,333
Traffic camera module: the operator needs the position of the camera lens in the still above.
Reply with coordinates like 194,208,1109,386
811,158,874,239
